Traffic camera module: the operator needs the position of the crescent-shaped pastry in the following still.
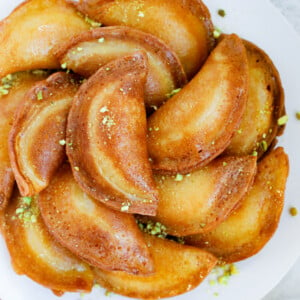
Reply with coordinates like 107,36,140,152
9,72,80,197
138,155,257,236
185,147,289,263
3,190,94,295
66,0,214,78
226,40,285,157
94,233,217,299
0,0,90,78
38,165,154,275
0,71,49,211
67,52,159,215
56,26,187,107
147,34,249,175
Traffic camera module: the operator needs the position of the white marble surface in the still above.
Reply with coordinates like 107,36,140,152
263,0,300,299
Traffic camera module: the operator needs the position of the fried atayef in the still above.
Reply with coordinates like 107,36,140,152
94,234,217,299
0,71,49,211
0,0,90,78
9,72,79,197
3,191,94,295
67,52,159,215
38,165,154,275
139,156,257,236
66,0,214,78
185,148,289,263
56,26,187,107
147,34,249,175
226,40,285,157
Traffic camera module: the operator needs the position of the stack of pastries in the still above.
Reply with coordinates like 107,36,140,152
0,0,288,298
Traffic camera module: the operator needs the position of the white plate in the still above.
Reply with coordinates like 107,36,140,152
1,1,300,300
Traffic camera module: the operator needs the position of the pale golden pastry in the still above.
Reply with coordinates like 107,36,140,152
94,233,217,299
0,0,90,78
3,190,94,295
139,155,257,236
226,39,285,157
56,26,187,107
66,0,214,78
185,147,289,263
0,71,49,211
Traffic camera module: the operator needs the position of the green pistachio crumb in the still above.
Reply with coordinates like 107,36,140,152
100,106,109,113
217,275,228,285
22,197,32,205
37,90,43,100
16,208,25,215
209,279,216,286
121,205,129,212
260,140,268,152
218,9,226,17
98,37,105,43
105,290,112,296
74,166,80,171
166,88,181,98
61,63,67,69
0,87,9,95
290,207,298,217
137,220,167,239
105,67,110,71
59,139,66,146
214,292,219,297
174,174,184,181
77,47,83,52
84,15,101,27
30,215,37,223
228,264,239,275
0,74,15,96
237,129,243,134
15,196,39,225
252,150,258,157
277,115,288,126
102,116,115,127
213,27,222,39
138,11,145,18
210,264,239,287
223,162,227,166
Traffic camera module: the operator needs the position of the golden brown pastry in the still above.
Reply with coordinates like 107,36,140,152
226,39,285,157
147,34,249,175
139,155,257,236
0,71,49,211
66,0,214,78
56,26,187,107
67,52,159,215
9,72,80,197
0,0,90,78
3,190,94,295
38,165,154,275
94,233,217,299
